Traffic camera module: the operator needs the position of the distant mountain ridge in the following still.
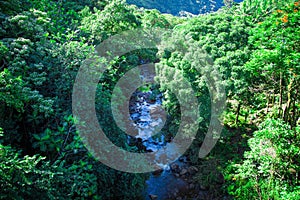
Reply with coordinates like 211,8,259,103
126,0,243,15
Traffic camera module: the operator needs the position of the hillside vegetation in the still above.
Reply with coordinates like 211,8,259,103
0,0,299,199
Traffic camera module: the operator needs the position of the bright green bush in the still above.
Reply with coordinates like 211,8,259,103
0,126,58,199
226,119,300,199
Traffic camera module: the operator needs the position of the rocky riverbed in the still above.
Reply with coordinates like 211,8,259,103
127,86,210,200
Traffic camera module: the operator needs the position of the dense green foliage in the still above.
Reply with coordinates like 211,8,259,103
0,0,299,199
226,119,300,199
0,0,147,199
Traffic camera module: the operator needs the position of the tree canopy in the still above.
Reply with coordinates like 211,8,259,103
0,0,299,199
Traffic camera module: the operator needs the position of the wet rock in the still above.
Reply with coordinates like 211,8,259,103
187,179,193,184
174,173,180,178
137,93,143,98
174,188,179,195
152,140,159,145
180,168,188,176
127,137,137,146
195,191,207,200
179,156,185,162
131,114,141,122
145,149,154,152
170,163,179,172
185,157,191,163
149,194,158,200
152,168,163,176
165,134,173,142
157,152,168,163
150,121,160,127
150,105,162,114
200,185,208,190
189,184,195,189
148,98,156,104
187,166,199,175
136,138,146,151
144,92,151,99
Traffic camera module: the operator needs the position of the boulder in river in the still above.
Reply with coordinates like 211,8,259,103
189,183,195,189
152,168,163,176
127,137,138,146
170,163,179,172
131,113,140,120
187,166,199,175
180,168,188,176
149,194,158,200
200,185,208,190
150,105,163,115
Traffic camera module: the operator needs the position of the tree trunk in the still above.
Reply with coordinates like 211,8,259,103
279,72,283,118
272,91,276,107
244,108,249,122
283,76,294,123
235,103,241,125
266,93,270,114
291,87,298,128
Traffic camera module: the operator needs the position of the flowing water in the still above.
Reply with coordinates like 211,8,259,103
128,88,193,199
124,63,210,199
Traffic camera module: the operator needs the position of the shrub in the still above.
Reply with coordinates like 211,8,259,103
225,119,300,199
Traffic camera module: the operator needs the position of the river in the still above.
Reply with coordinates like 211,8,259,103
127,81,208,199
